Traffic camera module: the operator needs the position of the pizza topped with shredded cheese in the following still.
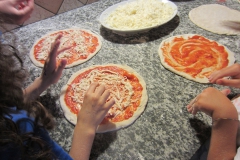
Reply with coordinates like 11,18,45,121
29,28,102,68
60,64,148,133
158,34,235,83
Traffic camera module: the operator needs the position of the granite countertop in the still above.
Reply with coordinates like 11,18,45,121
3,0,240,159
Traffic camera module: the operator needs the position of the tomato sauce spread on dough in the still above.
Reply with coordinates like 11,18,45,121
64,66,143,123
161,35,229,78
33,29,100,66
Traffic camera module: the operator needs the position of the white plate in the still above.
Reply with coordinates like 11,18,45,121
99,0,178,34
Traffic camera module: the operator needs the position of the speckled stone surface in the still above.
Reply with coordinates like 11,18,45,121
3,0,240,159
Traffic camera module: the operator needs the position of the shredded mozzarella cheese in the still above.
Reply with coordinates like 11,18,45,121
36,30,95,61
68,69,134,117
106,0,175,30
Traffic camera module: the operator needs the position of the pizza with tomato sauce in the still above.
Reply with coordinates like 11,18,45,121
158,34,235,83
29,28,102,68
59,64,148,133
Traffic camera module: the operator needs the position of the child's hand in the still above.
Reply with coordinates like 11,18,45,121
24,34,70,101
40,34,70,86
77,83,115,131
0,0,34,25
186,87,232,117
208,64,240,88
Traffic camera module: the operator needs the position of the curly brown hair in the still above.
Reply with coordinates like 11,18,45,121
0,42,56,159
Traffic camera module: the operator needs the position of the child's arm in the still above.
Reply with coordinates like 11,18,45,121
69,83,115,160
24,35,70,102
187,87,238,160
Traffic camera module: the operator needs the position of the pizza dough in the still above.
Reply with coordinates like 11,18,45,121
30,28,102,68
158,34,235,83
189,4,240,35
60,64,148,133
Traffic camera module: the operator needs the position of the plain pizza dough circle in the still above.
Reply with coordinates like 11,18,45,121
158,34,235,83
29,28,102,68
60,64,148,133
189,4,240,35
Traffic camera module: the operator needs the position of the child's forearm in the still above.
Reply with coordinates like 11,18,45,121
23,76,51,102
69,123,96,160
208,104,238,160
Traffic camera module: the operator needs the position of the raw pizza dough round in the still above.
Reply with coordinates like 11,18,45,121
30,28,102,68
60,64,148,133
189,4,240,35
158,34,235,83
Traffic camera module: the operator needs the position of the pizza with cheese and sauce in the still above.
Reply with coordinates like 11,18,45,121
60,64,148,133
29,28,102,68
158,34,235,83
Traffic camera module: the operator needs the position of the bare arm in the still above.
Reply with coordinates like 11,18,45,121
209,117,238,160
69,122,95,160
69,83,115,160
187,87,238,160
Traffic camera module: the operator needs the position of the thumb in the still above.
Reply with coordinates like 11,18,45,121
52,59,67,84
58,59,67,71
221,88,231,96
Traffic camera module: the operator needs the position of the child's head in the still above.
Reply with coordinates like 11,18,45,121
0,39,55,159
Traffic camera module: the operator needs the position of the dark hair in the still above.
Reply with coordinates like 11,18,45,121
0,41,55,159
